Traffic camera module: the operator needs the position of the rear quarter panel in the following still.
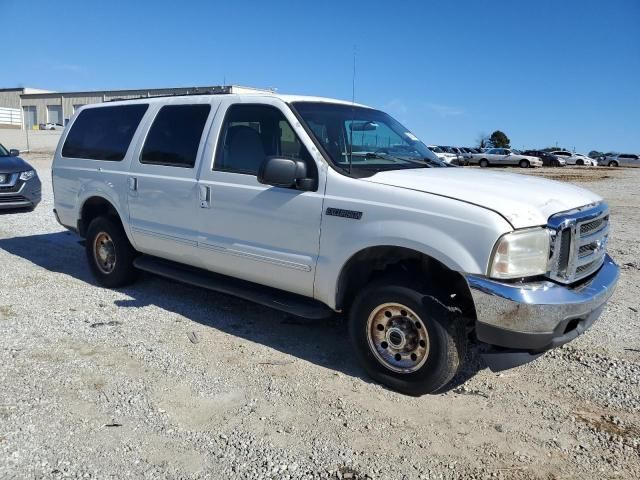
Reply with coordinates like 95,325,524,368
52,104,154,243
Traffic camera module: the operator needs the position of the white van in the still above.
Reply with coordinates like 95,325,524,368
52,86,618,395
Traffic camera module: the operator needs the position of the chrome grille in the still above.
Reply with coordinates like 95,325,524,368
548,203,609,284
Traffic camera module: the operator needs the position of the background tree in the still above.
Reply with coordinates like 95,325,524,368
489,130,510,148
476,133,490,149
588,150,604,159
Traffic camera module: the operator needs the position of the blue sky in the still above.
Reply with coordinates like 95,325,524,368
2,0,638,153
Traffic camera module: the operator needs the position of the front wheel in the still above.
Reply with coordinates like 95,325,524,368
349,281,466,395
519,159,530,168
86,216,139,288
608,161,618,167
479,159,489,168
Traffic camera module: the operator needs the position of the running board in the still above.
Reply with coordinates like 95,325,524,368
133,255,334,320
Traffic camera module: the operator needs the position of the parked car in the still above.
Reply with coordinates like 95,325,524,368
599,153,640,167
438,146,464,164
0,144,41,211
522,150,565,167
52,88,619,395
551,151,596,166
457,147,475,164
40,122,63,130
427,145,458,164
469,148,543,168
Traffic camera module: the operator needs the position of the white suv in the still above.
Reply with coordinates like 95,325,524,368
52,86,619,395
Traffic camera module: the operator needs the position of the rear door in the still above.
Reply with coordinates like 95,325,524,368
127,100,215,263
195,98,325,297
488,148,505,164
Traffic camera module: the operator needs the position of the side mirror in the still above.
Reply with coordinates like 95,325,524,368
258,156,314,191
9,149,19,157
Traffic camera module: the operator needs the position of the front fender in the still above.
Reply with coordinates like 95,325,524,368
315,213,510,310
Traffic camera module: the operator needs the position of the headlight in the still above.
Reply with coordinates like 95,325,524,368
489,228,550,279
19,170,36,181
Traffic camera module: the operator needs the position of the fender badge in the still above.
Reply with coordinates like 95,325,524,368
326,208,363,220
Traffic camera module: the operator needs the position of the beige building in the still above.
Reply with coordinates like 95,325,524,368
0,86,231,130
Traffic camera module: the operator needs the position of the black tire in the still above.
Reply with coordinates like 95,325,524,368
608,161,618,167
576,159,584,166
519,159,530,168
85,216,138,288
349,279,466,395
479,159,489,168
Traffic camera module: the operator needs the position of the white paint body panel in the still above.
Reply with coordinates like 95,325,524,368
362,168,602,229
52,91,604,311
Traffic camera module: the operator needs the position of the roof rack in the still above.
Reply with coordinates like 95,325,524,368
105,85,275,103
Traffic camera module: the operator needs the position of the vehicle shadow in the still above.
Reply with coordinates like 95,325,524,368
0,231,485,394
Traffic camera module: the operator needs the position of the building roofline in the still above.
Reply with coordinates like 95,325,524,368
1,87,54,94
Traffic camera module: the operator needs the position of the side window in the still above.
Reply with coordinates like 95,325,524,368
215,104,313,175
140,104,211,168
62,104,148,161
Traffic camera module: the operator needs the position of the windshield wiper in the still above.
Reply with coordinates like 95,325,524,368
363,152,433,167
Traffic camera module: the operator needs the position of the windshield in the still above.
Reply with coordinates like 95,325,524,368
291,102,445,173
0,144,9,156
428,146,444,153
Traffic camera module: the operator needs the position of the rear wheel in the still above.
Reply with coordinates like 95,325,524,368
608,161,618,167
479,159,489,168
86,216,138,287
519,159,530,168
576,159,584,166
349,280,466,395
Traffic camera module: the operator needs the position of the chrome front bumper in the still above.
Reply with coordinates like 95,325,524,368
466,254,619,351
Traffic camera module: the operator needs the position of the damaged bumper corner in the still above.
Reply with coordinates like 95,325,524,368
465,254,619,371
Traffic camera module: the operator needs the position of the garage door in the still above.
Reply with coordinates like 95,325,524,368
23,106,37,129
47,105,62,125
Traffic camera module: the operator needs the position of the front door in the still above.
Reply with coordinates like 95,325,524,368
127,102,214,263
196,99,325,297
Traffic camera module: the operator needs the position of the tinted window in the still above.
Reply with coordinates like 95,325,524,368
140,104,211,168
62,104,148,161
215,104,312,175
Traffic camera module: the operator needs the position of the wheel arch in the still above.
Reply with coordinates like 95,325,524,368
78,195,127,238
334,245,476,320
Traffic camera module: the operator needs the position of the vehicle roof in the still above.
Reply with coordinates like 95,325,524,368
91,88,371,110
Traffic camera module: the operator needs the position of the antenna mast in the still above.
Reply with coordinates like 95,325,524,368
348,46,356,174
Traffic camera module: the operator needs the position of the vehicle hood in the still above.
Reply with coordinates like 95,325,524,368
362,168,602,229
0,156,32,174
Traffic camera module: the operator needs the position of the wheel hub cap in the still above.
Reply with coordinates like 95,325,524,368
366,302,430,373
93,232,116,274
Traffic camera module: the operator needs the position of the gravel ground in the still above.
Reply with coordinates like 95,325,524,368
1,156,638,479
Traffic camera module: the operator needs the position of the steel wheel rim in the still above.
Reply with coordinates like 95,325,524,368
366,302,430,373
93,232,116,274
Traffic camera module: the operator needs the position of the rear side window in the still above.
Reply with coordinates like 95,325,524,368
140,104,211,168
62,104,148,161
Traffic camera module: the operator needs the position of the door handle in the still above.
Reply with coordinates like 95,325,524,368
128,177,138,192
199,185,211,208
